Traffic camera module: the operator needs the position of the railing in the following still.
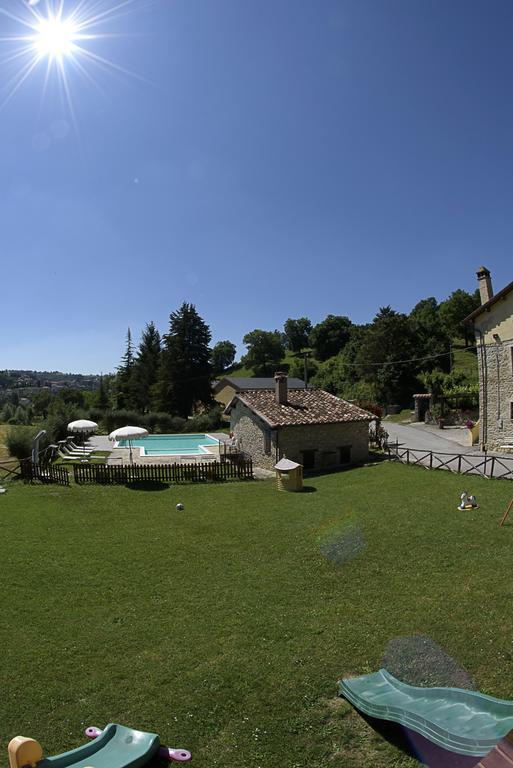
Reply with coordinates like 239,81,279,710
73,458,253,485
385,441,513,481
19,459,70,486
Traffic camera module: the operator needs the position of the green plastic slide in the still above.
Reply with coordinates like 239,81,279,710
39,723,160,768
339,669,513,757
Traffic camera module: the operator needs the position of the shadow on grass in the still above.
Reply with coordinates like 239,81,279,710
360,713,478,768
303,455,389,481
126,481,170,492
301,486,317,493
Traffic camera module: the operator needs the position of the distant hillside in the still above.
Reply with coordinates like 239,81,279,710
0,369,101,391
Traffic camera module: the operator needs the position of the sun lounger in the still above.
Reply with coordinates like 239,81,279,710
67,438,96,453
59,440,96,456
57,450,91,462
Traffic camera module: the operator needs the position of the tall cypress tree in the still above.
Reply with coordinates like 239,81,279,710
159,303,213,417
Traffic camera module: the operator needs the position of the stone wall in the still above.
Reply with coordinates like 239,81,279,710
230,401,369,470
476,339,513,449
230,402,278,470
473,291,513,450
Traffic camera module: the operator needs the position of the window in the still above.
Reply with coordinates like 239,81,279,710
301,450,316,469
510,346,513,375
264,430,271,455
339,445,352,464
510,401,513,421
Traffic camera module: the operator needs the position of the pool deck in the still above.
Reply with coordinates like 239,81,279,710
88,433,273,477
89,433,232,466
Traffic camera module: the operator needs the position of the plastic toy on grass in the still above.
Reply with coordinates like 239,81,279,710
85,725,191,762
339,668,513,764
8,722,191,768
458,491,478,511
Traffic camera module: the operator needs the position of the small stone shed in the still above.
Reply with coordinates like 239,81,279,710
224,372,374,471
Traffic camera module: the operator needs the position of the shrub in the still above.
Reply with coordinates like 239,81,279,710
0,403,15,423
183,406,223,433
14,406,31,425
6,426,34,461
102,410,142,433
355,401,383,419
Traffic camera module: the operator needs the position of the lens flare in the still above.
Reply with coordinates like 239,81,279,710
33,16,78,59
0,0,144,119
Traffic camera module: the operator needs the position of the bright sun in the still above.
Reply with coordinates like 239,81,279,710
33,16,78,59
0,0,141,117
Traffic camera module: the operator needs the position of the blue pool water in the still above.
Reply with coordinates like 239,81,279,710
116,433,219,457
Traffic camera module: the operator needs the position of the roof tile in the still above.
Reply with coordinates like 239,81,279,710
231,389,373,428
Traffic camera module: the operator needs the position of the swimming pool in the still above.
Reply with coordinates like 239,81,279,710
116,433,220,457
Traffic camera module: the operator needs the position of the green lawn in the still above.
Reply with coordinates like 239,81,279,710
383,409,413,424
1,464,512,767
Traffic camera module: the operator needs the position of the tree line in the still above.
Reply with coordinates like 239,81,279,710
113,287,479,415
0,286,481,447
241,288,480,406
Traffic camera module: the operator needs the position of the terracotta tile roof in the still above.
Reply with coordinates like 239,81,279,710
227,389,374,428
213,376,305,392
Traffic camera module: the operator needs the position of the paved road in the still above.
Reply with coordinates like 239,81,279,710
383,423,472,452
382,422,513,479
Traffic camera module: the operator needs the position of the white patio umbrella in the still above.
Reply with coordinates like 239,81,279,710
109,425,149,465
67,419,98,448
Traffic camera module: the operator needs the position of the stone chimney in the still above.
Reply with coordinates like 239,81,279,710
274,371,288,404
477,266,493,305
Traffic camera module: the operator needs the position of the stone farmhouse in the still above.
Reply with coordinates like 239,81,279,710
465,267,513,450
224,372,373,471
213,376,306,409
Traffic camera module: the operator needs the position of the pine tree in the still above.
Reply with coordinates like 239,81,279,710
115,328,136,409
158,304,213,417
132,322,162,411
94,374,110,411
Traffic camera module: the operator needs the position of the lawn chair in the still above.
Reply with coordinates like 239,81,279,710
57,450,91,463
59,441,99,457
67,437,96,453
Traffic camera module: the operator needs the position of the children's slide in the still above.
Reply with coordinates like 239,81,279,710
339,669,513,758
40,724,160,768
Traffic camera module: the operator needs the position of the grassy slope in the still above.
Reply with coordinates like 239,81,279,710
452,343,478,383
227,351,299,379
1,464,513,767
0,424,9,460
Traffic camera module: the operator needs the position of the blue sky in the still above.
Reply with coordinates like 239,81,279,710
1,0,512,373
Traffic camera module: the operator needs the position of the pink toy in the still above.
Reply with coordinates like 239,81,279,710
85,726,191,763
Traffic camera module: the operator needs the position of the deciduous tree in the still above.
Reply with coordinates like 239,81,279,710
283,317,312,353
439,289,480,346
309,315,352,361
241,330,285,376
212,340,236,374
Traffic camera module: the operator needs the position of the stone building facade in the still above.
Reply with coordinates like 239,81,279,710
225,373,372,471
465,267,513,450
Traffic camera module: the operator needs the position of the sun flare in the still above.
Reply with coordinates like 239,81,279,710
0,0,141,117
33,16,78,60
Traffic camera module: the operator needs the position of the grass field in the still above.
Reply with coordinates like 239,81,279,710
1,464,512,767
0,424,10,460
